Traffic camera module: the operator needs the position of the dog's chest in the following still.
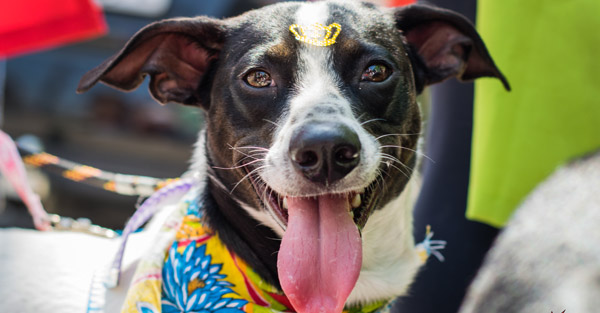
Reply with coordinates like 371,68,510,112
120,195,395,313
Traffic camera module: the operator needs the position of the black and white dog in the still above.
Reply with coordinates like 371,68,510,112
2,1,508,312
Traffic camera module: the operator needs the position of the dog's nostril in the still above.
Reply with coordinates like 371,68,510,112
334,145,359,165
296,150,319,167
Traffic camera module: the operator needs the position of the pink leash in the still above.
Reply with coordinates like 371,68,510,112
0,130,50,230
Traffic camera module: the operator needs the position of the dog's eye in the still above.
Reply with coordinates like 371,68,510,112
245,70,274,88
361,64,391,82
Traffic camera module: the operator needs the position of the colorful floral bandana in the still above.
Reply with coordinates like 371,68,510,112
119,191,443,313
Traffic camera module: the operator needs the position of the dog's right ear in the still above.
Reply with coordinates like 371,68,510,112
394,4,510,93
77,17,226,107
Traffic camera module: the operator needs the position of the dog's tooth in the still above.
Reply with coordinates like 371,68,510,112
282,197,288,210
351,193,361,208
349,210,354,219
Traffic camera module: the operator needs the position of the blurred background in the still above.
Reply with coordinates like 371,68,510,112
1,1,597,312
0,0,418,230
0,0,282,229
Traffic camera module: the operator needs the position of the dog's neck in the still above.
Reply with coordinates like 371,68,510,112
202,161,282,288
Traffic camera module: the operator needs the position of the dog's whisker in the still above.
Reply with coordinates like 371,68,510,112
380,156,402,168
380,152,403,164
238,153,268,163
360,118,386,126
250,153,269,159
393,159,414,174
257,173,269,197
228,155,265,170
377,168,392,181
373,168,385,193
376,173,386,193
380,153,414,177
267,236,282,242
380,145,435,163
230,165,268,194
261,182,269,202
233,155,258,166
250,165,271,201
356,113,366,122
247,150,269,155
375,133,423,141
262,119,281,128
380,166,397,180
228,144,269,158
229,168,263,195
230,149,268,161
380,159,410,179
213,158,264,170
233,148,268,163
207,173,230,193
379,166,389,187
268,187,276,209
233,146,270,151
228,145,258,160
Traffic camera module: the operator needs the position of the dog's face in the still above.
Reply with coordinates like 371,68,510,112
79,1,508,312
208,2,423,233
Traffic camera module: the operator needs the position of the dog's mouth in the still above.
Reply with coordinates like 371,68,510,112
245,165,381,313
246,166,380,232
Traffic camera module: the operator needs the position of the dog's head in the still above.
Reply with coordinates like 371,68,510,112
79,1,508,312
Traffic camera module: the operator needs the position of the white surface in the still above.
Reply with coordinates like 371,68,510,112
0,228,151,313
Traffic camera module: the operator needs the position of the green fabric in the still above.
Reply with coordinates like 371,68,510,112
467,0,600,227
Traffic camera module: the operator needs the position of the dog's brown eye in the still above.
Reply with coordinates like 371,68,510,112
245,70,273,88
361,64,391,82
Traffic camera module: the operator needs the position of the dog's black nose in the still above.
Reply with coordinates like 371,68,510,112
289,123,361,185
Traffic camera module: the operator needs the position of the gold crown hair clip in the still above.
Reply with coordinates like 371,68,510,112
289,22,342,47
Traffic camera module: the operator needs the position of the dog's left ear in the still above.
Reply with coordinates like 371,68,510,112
77,17,226,106
394,4,510,93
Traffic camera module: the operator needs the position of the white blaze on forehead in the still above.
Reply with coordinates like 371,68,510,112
296,1,329,28
293,2,342,103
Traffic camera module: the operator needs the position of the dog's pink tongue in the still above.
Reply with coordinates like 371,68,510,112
278,195,362,313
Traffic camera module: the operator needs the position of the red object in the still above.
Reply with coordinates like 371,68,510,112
388,0,416,6
0,0,107,58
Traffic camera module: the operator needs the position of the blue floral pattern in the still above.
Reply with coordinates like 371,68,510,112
137,302,160,313
161,241,248,313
